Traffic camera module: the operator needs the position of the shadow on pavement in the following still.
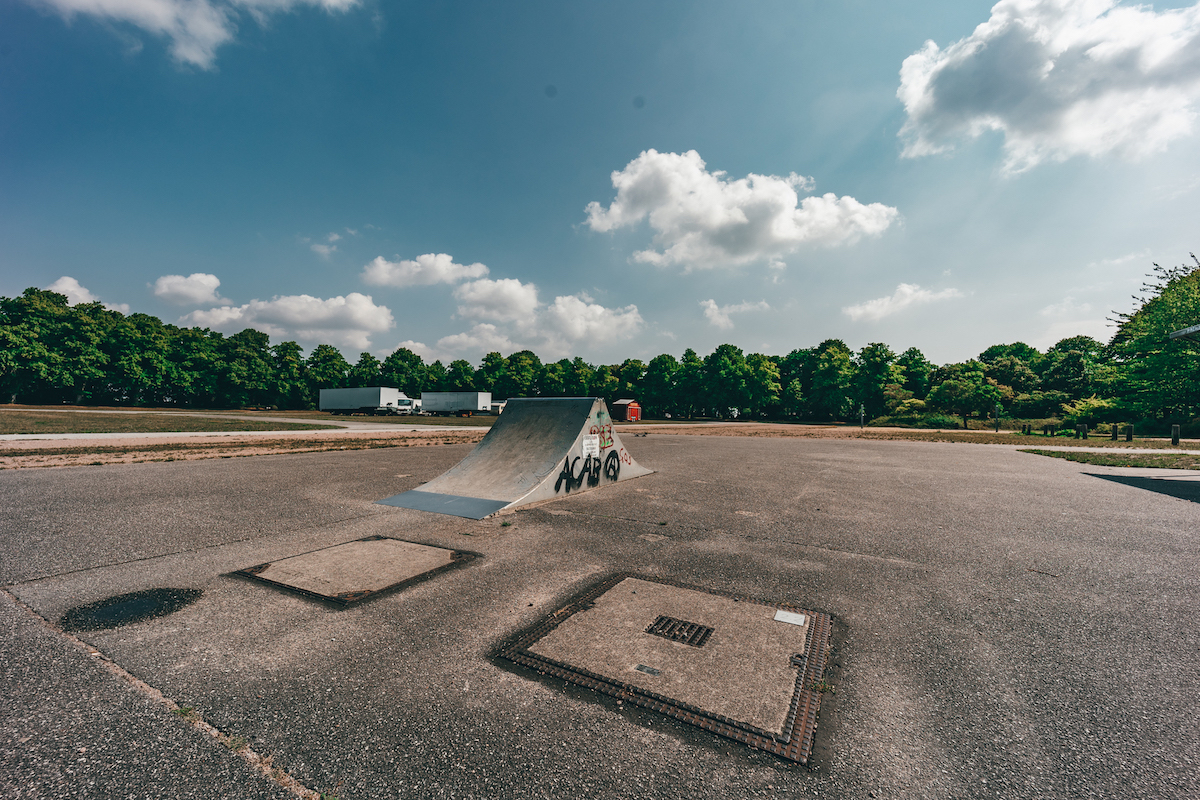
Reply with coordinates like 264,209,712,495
1087,473,1200,504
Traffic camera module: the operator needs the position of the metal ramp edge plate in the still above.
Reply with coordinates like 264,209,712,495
377,397,652,519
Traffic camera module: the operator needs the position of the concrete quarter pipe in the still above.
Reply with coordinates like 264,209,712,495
377,397,654,519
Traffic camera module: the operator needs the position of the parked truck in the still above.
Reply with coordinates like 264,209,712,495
420,391,493,416
318,387,415,416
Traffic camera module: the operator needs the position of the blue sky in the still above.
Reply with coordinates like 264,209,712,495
4,0,1200,365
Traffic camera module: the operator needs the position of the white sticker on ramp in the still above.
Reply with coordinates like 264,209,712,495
774,609,807,626
581,435,601,457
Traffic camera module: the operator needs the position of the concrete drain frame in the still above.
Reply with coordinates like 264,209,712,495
233,535,477,606
497,573,834,764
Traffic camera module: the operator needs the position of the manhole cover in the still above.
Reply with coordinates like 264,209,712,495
499,574,833,763
60,588,203,632
234,536,474,605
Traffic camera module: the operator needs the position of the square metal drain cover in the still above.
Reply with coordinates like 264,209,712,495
499,574,833,763
235,536,474,605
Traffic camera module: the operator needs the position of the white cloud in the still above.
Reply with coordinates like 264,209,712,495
843,283,962,321
453,278,540,322
898,0,1200,173
541,294,644,347
1039,296,1091,318
435,323,516,355
413,290,644,361
361,253,489,288
699,299,770,330
152,272,227,305
182,291,393,349
46,276,98,305
25,0,358,69
45,276,130,313
585,149,897,270
311,243,337,257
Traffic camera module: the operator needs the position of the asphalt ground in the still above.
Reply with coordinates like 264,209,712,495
2,435,1198,799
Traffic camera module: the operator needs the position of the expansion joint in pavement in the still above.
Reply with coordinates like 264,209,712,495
1,588,325,800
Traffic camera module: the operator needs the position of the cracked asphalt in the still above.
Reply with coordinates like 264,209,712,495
2,434,1198,799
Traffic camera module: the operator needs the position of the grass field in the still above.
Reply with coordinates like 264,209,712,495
0,411,339,435
1020,448,1200,470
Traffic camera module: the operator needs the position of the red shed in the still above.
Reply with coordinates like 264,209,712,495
612,399,641,422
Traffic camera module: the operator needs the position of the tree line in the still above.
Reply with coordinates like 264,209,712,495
2,257,1198,428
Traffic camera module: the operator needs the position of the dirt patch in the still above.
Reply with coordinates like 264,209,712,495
0,429,486,470
626,422,1195,449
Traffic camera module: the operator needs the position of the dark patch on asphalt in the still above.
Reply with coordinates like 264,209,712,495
60,587,202,631
1087,473,1200,503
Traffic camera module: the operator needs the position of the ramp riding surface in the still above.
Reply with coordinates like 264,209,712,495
376,397,653,518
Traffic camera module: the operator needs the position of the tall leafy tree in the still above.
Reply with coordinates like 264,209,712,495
703,344,750,416
675,348,705,417
472,352,506,394
852,342,900,421
305,344,350,401
641,354,680,417
927,361,1002,428
380,347,425,395
348,352,382,388
272,341,307,409
745,353,781,416
496,350,541,398
218,329,275,407
809,339,853,420
1111,255,1200,420
446,359,476,390
896,347,934,400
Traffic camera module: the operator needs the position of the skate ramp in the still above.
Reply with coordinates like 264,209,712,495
377,397,653,519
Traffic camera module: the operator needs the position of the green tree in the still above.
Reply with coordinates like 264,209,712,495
641,354,680,417
272,341,307,409
537,359,569,396
927,362,1002,429
496,350,541,398
424,360,449,392
896,347,934,399
218,329,275,407
589,365,621,406
703,344,750,417
380,347,426,395
675,348,705,417
348,352,382,388
1111,255,1200,420
809,340,853,420
473,352,506,394
306,344,350,402
852,342,901,421
565,357,594,396
781,378,804,417
445,359,476,391
745,353,781,416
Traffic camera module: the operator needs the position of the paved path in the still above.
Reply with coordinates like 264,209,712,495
2,435,1198,798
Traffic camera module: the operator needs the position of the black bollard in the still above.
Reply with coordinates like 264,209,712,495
1126,425,1133,442
1172,424,1180,445
1111,425,1118,440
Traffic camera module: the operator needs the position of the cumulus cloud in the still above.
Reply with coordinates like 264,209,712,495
453,278,540,323
182,292,393,349
898,0,1200,173
699,299,770,330
843,284,962,321
585,149,897,270
152,272,227,305
309,231,341,258
45,276,130,313
407,289,644,362
25,0,358,69
541,294,644,346
361,253,489,288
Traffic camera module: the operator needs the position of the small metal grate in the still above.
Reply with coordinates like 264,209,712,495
645,615,714,647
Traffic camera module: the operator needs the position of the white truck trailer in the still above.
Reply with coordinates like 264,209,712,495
319,387,415,415
420,391,493,416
